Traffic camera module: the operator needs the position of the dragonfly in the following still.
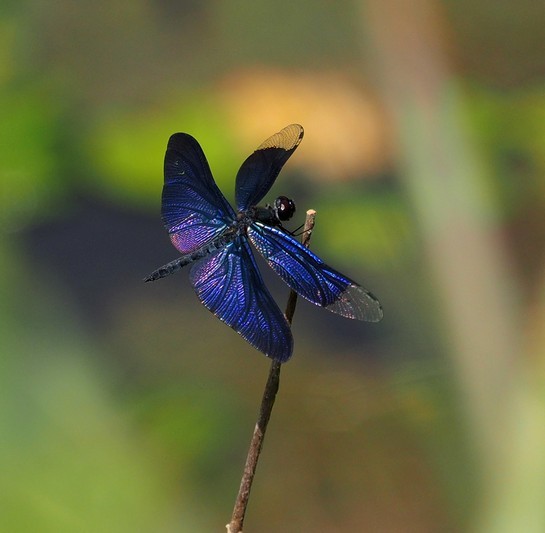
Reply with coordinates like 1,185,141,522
145,124,383,362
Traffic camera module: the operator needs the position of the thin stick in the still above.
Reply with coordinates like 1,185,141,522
227,210,317,533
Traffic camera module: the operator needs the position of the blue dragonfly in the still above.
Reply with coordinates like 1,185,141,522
145,124,383,361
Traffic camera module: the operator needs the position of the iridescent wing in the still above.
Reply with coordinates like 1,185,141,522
189,236,294,362
247,223,383,322
235,124,304,211
162,133,236,254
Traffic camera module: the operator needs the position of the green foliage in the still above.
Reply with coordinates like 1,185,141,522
468,86,545,216
0,244,187,531
311,186,417,269
130,381,241,475
84,94,240,208
0,82,64,227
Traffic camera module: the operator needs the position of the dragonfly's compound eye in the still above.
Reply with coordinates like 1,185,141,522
275,196,296,221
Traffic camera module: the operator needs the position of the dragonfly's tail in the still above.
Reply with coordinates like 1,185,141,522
143,256,190,282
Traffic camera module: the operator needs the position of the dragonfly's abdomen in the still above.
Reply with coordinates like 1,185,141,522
144,227,239,282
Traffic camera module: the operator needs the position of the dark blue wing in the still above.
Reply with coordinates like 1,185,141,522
247,223,383,322
235,124,304,211
189,236,293,362
162,133,236,254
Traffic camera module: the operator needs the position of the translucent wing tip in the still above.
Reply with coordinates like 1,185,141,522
326,284,384,322
257,124,304,151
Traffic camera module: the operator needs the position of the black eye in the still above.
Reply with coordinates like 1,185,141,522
275,196,296,221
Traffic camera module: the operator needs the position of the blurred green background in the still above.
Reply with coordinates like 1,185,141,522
2,0,545,531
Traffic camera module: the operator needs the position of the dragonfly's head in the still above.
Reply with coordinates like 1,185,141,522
274,196,296,222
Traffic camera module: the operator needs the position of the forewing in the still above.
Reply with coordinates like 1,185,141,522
235,124,304,211
162,133,236,254
189,237,293,362
248,223,383,322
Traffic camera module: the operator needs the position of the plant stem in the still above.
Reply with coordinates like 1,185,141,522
226,210,316,533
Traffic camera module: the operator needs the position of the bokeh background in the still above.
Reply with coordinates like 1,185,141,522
2,1,545,531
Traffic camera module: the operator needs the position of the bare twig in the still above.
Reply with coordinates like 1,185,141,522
227,210,316,533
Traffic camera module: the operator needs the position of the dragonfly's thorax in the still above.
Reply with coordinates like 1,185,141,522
234,211,253,234
243,196,296,228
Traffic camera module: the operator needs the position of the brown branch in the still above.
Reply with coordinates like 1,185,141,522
227,209,317,533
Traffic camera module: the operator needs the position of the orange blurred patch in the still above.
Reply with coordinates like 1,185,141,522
218,69,392,182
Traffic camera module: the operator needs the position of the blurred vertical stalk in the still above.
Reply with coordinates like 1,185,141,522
475,270,545,532
358,0,541,529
